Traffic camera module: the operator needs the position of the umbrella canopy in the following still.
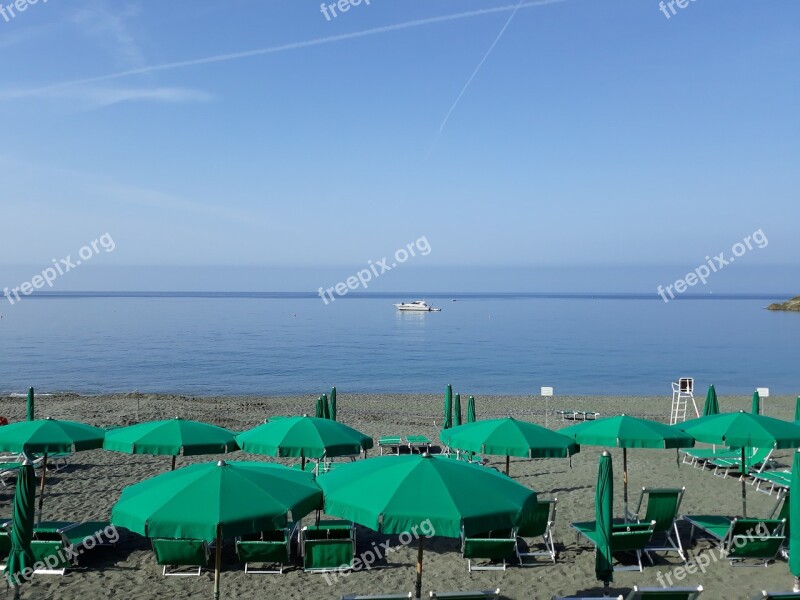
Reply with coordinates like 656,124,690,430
677,411,800,516
330,387,337,422
5,461,35,589
467,396,476,423
443,385,453,430
26,387,34,422
595,451,614,588
236,415,373,459
454,394,462,427
560,415,693,518
441,417,579,475
790,450,800,589
318,454,536,599
702,385,719,416
112,460,322,600
752,390,761,415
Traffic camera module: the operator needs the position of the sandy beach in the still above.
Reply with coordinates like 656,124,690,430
1,392,796,600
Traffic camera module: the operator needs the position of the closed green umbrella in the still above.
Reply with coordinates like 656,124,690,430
322,394,331,420
103,418,239,471
443,385,453,430
441,417,579,476
330,387,337,422
112,460,322,600
678,411,800,516
5,461,35,591
794,397,800,422
26,387,34,422
467,396,476,423
454,394,462,427
752,390,761,415
0,418,105,523
315,396,324,418
702,385,719,416
318,454,536,598
560,415,693,518
595,451,614,590
789,449,800,591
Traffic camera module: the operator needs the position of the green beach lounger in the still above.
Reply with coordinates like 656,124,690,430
682,515,785,566
461,528,516,572
301,520,356,573
341,595,412,600
754,471,792,496
753,594,800,599
379,436,404,455
406,435,432,453
515,498,557,564
625,586,703,600
152,538,211,576
236,523,296,574
628,487,686,562
572,520,656,572
681,447,740,468
429,590,500,599
27,521,115,575
710,447,775,479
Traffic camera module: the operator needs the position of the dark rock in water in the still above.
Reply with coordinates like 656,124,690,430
767,295,800,311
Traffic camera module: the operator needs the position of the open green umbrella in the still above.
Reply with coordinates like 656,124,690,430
560,415,693,518
454,394,462,427
596,451,614,591
467,396,476,423
112,460,322,599
790,449,800,591
441,417,579,476
0,418,105,522
315,396,324,418
237,415,373,471
677,411,800,516
26,387,34,422
443,385,453,430
318,454,536,598
103,418,239,470
794,397,800,422
702,385,719,416
330,387,337,422
4,461,35,591
752,390,761,415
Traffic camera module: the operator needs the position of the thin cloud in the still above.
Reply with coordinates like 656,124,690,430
0,84,212,108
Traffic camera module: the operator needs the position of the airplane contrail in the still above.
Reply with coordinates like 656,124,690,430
2,0,565,99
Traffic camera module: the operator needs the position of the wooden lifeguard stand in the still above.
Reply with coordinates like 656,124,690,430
670,377,699,425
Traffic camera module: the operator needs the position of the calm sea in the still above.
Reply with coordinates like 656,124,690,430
0,293,797,396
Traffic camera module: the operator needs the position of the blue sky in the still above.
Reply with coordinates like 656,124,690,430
1,0,798,291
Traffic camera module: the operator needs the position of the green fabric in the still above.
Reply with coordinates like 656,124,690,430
0,419,105,454
111,461,322,541
322,394,331,420
152,539,209,566
702,385,719,416
236,416,372,458
330,387,337,422
752,390,761,415
595,452,613,585
462,537,516,560
237,538,289,563
789,450,800,576
677,411,800,449
26,387,34,422
560,415,694,449
443,385,453,430
5,463,35,586
794,397,800,422
304,539,354,570
317,454,537,539
103,418,239,456
441,418,579,458
454,394,462,427
315,396,324,419
467,396,476,424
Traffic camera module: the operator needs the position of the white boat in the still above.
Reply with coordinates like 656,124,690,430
393,300,441,312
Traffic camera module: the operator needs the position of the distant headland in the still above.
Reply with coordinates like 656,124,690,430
767,295,800,311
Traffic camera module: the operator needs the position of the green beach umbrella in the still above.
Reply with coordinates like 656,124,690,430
322,394,331,420
752,390,761,415
0,418,105,522
330,387,337,422
789,450,800,591
315,395,324,418
237,415,372,471
467,396,476,423
112,460,322,600
560,415,694,518
4,461,35,591
454,393,462,427
596,451,614,590
677,411,800,516
318,454,536,598
443,385,453,430
441,417,579,476
794,397,800,422
702,385,719,416
26,387,34,422
103,418,239,471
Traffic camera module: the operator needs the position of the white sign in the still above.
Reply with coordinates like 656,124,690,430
757,387,769,398
541,387,553,397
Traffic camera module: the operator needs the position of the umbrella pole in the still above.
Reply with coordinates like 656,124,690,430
171,455,176,471
623,448,628,521
38,451,48,525
414,535,425,599
213,525,222,600
505,455,510,476
741,446,747,517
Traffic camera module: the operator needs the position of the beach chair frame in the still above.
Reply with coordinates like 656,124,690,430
515,498,557,565
629,487,687,562
429,589,501,599
711,448,774,479
236,523,297,574
571,520,656,572
461,527,516,572
753,593,800,599
379,436,405,456
341,595,413,600
301,520,356,573
625,585,703,599
152,538,211,576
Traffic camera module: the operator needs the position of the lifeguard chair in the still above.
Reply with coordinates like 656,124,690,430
670,377,699,424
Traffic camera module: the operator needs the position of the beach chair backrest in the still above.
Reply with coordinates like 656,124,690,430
611,521,655,552
728,534,785,562
755,594,800,599
626,585,703,600
640,488,684,533
516,499,555,538
730,518,785,538
31,540,70,570
747,447,774,469
304,537,355,570
462,537,516,561
152,538,209,567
